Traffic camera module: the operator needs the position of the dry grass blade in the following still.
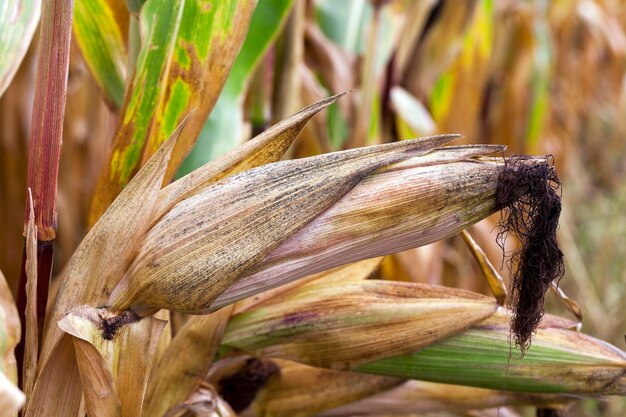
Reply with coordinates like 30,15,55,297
221,280,497,370
59,307,167,417
316,380,573,417
213,145,507,309
110,135,458,315
244,359,401,417
23,189,37,407
142,306,234,417
154,93,349,222
41,117,187,366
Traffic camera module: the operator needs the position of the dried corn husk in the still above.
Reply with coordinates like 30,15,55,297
356,310,626,395
153,93,348,221
110,135,459,315
233,257,384,315
244,359,401,417
142,306,234,417
212,145,508,309
315,380,572,417
58,307,166,417
221,280,497,370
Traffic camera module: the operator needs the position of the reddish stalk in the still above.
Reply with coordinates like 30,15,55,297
15,0,74,385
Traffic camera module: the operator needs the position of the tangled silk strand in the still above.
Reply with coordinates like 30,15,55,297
496,155,564,354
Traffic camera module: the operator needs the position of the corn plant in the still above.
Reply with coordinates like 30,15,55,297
1,1,625,417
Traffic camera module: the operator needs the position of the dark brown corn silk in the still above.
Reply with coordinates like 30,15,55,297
496,155,564,354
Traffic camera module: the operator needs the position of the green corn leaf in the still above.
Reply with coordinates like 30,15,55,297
89,0,256,226
177,0,294,177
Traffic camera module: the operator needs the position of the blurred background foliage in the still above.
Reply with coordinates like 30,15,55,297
1,0,626,415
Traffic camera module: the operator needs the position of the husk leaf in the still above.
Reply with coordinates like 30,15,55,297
212,145,507,309
222,280,497,370
24,335,82,417
59,307,166,417
356,310,626,395
247,359,401,417
110,135,459,315
154,93,349,223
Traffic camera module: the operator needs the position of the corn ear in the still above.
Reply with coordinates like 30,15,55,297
109,135,459,315
213,145,507,309
58,307,166,417
221,280,497,370
142,306,234,417
356,309,626,395
154,93,348,221
247,359,401,417
315,380,572,417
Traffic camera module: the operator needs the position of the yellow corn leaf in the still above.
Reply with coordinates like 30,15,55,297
0,369,24,417
0,269,21,416
0,269,19,383
73,0,129,108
